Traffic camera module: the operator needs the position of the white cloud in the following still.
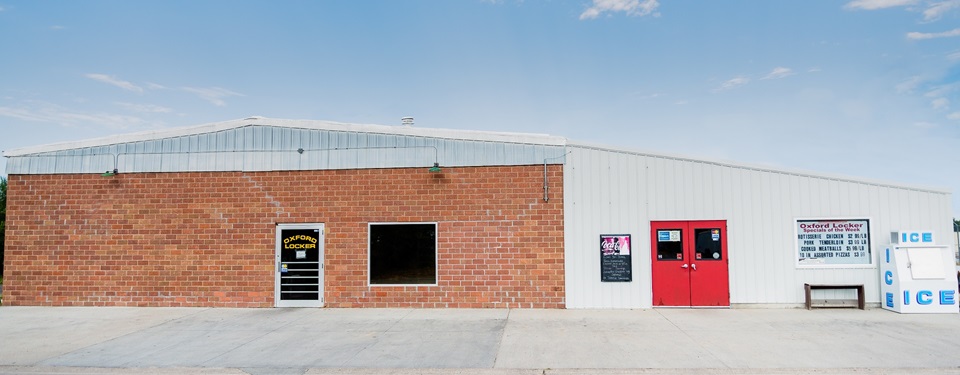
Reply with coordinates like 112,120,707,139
924,82,960,98
948,112,960,120
0,106,54,123
0,102,147,129
923,0,960,21
932,97,949,109
897,76,922,93
846,0,960,24
580,0,659,20
630,92,664,99
907,28,960,40
85,73,144,93
844,0,918,10
116,102,173,113
714,76,750,92
54,112,144,129
761,67,795,80
50,25,65,31
913,121,938,128
182,87,244,107
808,67,822,73
145,82,167,90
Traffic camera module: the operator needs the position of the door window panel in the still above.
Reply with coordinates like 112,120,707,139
279,228,321,301
656,229,683,261
694,228,722,261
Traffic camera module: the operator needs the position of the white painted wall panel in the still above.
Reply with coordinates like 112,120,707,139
564,148,650,308
565,144,952,308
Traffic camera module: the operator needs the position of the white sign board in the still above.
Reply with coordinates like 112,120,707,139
657,230,680,242
893,231,936,245
796,218,872,267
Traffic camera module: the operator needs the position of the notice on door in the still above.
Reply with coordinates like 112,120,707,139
658,230,681,242
796,219,871,266
600,234,632,282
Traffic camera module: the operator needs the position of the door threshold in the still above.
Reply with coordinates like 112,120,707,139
653,306,731,309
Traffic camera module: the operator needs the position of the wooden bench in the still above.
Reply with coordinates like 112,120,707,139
804,283,865,310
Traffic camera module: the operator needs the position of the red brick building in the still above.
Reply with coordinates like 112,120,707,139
2,118,566,308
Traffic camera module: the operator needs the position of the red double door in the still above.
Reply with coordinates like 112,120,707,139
651,220,729,307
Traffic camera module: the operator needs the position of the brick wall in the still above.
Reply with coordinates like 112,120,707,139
3,165,564,308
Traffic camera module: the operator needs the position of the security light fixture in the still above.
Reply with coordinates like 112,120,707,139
101,169,118,177
428,162,442,173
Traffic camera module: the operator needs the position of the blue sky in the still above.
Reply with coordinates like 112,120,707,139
1,0,959,216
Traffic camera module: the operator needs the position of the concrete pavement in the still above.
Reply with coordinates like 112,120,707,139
0,306,958,374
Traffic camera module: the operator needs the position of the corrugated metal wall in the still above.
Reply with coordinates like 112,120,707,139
6,125,566,174
564,144,953,308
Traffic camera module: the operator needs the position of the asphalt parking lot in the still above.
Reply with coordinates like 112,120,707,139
0,306,958,374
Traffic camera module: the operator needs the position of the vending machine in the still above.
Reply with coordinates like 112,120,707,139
880,230,958,314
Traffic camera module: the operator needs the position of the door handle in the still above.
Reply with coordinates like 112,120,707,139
681,264,689,269
691,263,697,271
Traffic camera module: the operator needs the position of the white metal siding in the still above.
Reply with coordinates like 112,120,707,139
7,125,566,174
564,145,952,308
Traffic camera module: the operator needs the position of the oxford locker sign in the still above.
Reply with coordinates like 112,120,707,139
796,218,872,267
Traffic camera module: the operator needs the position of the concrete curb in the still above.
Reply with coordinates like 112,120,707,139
3,367,960,375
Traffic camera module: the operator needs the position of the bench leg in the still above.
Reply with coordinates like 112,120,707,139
857,286,865,310
805,284,812,310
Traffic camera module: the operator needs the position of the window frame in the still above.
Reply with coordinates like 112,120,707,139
794,217,875,269
367,222,439,287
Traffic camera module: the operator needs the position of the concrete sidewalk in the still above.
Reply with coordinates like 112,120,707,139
0,307,958,374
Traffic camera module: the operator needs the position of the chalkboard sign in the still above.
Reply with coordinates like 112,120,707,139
600,234,632,282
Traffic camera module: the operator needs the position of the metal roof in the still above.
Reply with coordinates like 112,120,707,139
3,117,569,174
1,116,951,195
3,116,567,157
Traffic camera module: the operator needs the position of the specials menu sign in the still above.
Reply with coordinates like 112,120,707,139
796,219,871,266
600,234,632,282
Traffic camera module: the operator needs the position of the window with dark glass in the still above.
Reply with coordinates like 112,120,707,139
694,228,722,261
656,229,683,261
369,223,437,285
